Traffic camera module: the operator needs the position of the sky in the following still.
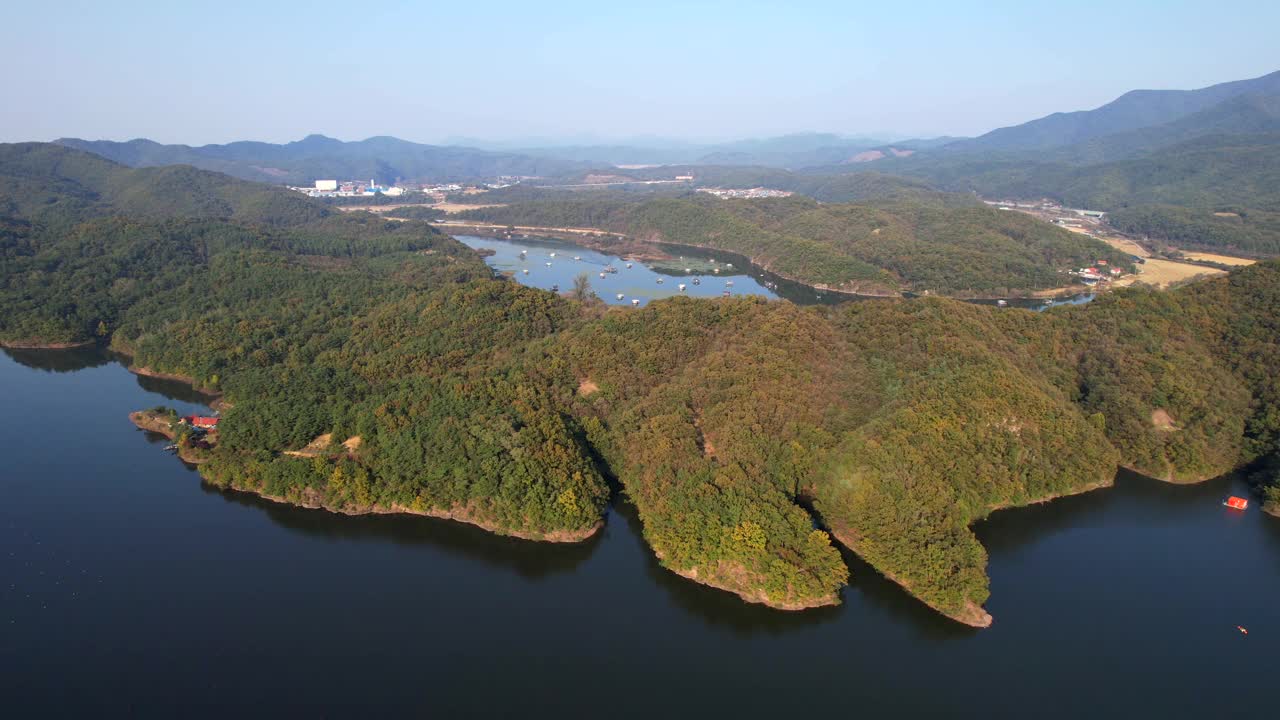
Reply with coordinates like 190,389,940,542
2,0,1277,146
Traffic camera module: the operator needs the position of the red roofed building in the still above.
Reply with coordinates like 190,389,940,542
185,416,220,429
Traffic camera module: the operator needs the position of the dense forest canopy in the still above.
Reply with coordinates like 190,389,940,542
4,142,1279,626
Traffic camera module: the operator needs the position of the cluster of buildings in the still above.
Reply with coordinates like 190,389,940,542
290,179,407,198
697,187,793,199
291,176,526,200
1071,260,1125,286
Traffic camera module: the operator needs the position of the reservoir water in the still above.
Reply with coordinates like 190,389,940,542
455,233,1095,310
3,347,1275,717
456,234,838,305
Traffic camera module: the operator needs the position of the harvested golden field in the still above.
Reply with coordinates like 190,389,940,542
1182,252,1257,266
1117,258,1226,289
434,202,505,214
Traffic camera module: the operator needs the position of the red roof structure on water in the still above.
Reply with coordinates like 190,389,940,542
1224,496,1249,510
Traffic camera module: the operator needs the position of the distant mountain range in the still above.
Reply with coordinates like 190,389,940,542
940,69,1280,157
53,135,590,185
55,132,938,181
504,132,909,168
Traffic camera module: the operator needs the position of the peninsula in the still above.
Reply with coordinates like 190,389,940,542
4,141,1279,626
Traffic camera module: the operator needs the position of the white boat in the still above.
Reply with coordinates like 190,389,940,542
574,256,581,261
656,278,664,284
522,268,529,274
997,299,1009,307
678,283,687,292
631,298,640,306
549,253,556,258
685,268,691,272
616,293,625,300
725,280,734,287
599,272,606,278
625,263,633,269
546,262,553,266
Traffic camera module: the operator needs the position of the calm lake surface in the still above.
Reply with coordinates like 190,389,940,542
3,348,1276,717
456,234,840,305
456,233,1095,311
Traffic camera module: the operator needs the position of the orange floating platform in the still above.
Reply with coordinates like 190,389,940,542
1224,496,1249,510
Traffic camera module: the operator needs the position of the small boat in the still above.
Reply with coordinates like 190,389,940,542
713,268,720,274
520,249,527,255
725,280,734,287
656,278,664,284
604,265,618,273
1043,298,1054,305
631,298,640,306
678,284,687,292
723,290,731,297
551,284,559,293
522,268,529,274
599,272,606,278
997,299,1008,307
692,277,701,285
726,263,733,268
616,293,625,300
625,262,633,269
574,256,581,261
549,252,556,258
685,268,691,273
1224,496,1249,510
546,262,553,266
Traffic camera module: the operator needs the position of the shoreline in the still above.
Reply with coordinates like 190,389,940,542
127,410,211,465
827,472,1116,628
656,552,841,612
0,338,97,350
218,481,603,543
116,357,600,544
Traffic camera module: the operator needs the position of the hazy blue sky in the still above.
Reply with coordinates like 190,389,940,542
3,0,1277,145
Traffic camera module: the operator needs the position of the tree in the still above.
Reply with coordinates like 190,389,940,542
571,273,593,301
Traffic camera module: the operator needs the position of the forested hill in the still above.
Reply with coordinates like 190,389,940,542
872,132,1280,256
55,134,587,185
457,194,1133,296
939,69,1280,155
0,142,329,227
4,144,1279,626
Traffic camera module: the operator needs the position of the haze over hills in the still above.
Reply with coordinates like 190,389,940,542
56,131,923,179
48,68,1280,259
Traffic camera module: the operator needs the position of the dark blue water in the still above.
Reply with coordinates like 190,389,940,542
2,348,1275,717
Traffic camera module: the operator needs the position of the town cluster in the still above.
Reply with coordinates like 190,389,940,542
697,187,793,199
289,177,523,199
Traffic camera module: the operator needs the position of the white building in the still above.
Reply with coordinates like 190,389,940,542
315,179,338,192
